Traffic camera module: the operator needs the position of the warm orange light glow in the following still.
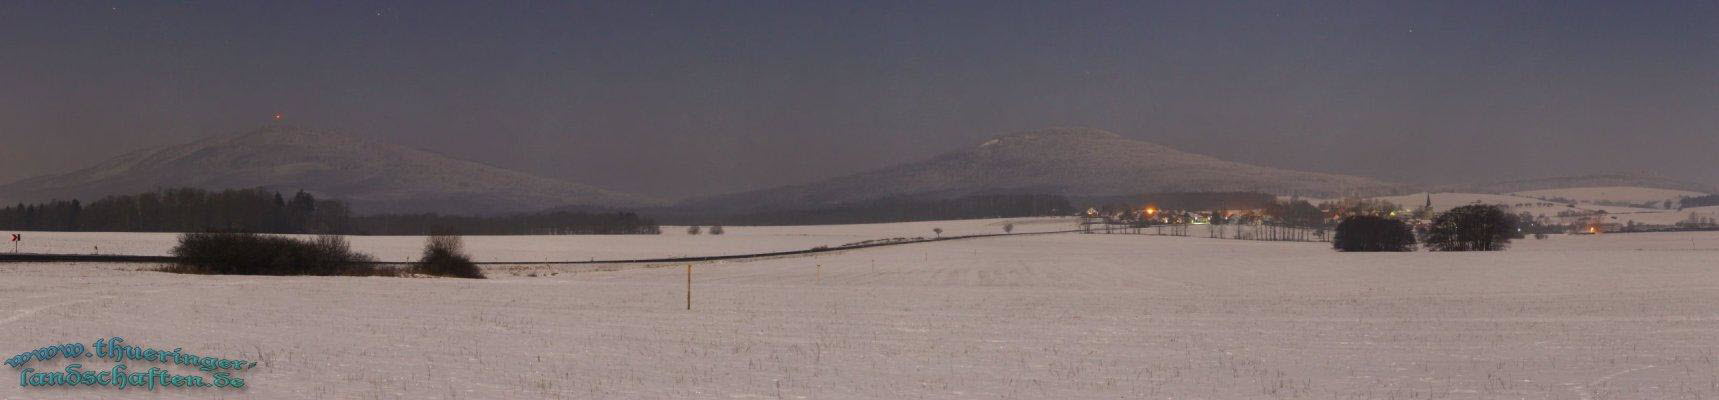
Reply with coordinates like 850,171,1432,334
1144,207,1158,215
273,113,284,120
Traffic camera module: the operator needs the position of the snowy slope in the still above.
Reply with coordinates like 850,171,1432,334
1365,191,1719,227
1598,205,1719,226
686,127,1402,213
1367,192,1602,215
1439,173,1716,194
0,127,663,214
1512,186,1708,205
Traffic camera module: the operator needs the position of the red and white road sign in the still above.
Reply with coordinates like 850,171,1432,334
8,234,17,242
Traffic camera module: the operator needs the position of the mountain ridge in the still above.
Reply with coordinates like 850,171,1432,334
0,127,663,214
682,127,1407,213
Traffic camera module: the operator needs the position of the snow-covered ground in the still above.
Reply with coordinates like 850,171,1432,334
1,217,1075,262
1512,186,1708,205
1365,190,1719,227
1609,205,1719,226
1371,192,1584,214
3,226,1719,398
1304,189,1673,217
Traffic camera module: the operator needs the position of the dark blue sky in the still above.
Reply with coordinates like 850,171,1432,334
2,1,1715,198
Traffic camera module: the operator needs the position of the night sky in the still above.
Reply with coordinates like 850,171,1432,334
2,1,1715,199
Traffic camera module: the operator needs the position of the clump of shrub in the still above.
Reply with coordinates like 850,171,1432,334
687,225,702,235
709,225,725,235
1332,215,1417,252
166,233,386,276
1003,223,1015,233
413,234,484,279
1425,204,1515,251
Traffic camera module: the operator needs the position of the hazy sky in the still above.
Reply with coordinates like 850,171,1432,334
2,1,1715,199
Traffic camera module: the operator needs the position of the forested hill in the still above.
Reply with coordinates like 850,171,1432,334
0,127,661,214
0,187,659,235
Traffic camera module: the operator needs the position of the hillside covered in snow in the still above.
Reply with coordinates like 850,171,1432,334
0,127,663,214
685,127,1404,214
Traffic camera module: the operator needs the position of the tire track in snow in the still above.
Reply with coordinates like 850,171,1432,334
0,295,114,326
1570,364,1656,400
0,279,261,327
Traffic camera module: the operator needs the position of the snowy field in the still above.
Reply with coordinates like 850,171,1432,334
3,226,1719,399
1511,186,1707,205
1,217,1075,262
1365,188,1718,227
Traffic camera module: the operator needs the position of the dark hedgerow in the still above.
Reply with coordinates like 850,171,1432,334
413,234,485,279
1332,215,1418,252
165,233,388,276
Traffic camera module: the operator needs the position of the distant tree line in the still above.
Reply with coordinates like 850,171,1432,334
688,194,1072,226
1682,194,1719,209
0,188,350,233
1088,192,1279,217
350,212,660,235
1133,192,1278,211
1271,200,1327,227
0,187,660,235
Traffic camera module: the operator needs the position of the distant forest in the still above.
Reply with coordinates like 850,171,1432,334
0,188,660,235
350,212,660,235
674,194,1073,226
1682,194,1719,209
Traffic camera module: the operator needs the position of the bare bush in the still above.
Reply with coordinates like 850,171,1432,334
165,233,386,276
414,234,484,279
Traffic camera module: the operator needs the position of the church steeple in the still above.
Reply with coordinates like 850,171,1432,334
1416,192,1434,219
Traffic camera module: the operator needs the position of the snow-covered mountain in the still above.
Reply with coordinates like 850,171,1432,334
0,127,662,214
684,127,1403,212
